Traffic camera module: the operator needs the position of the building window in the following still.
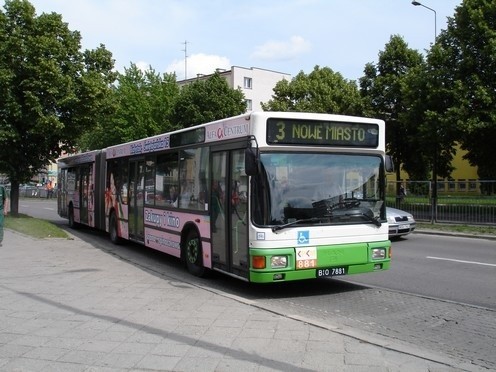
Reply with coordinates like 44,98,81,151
244,77,252,89
469,179,477,191
245,99,252,111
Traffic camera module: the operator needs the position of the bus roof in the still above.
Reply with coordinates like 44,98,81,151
57,149,102,167
105,112,253,159
58,112,386,162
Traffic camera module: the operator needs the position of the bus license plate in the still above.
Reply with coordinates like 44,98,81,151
316,267,347,277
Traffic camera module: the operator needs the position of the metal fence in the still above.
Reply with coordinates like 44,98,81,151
7,182,496,225
387,180,496,225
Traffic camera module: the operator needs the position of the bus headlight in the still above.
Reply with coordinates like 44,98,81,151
371,248,386,260
270,256,288,269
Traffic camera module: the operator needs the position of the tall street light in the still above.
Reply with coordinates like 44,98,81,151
412,0,438,222
412,1,437,41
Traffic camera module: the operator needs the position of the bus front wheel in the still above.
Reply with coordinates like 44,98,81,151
184,230,205,277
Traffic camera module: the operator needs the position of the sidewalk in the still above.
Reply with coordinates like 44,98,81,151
0,229,471,372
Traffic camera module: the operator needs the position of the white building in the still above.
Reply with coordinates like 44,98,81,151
178,66,291,112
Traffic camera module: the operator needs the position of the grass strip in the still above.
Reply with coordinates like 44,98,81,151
5,214,68,239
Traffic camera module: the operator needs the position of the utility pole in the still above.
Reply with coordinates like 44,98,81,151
181,40,189,80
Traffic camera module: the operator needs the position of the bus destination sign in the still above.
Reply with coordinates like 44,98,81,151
266,118,379,147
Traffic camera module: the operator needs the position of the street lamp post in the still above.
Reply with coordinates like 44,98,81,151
412,1,437,41
412,0,438,223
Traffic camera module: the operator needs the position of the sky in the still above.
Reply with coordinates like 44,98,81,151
3,0,462,82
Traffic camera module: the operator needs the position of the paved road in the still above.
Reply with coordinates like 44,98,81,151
18,198,64,223
344,233,496,310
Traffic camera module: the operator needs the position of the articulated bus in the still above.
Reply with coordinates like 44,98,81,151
58,111,392,283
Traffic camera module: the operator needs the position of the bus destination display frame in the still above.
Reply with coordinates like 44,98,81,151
266,118,379,147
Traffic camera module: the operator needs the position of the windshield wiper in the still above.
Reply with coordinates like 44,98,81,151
272,211,382,232
336,211,382,227
361,213,382,226
272,217,326,232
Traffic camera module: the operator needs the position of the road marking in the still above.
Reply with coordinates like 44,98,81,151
427,256,496,267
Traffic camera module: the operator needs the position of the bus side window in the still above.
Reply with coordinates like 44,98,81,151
155,157,166,207
179,147,209,211
157,152,179,208
179,181,192,208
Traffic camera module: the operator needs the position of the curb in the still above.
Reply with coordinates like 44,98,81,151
414,229,496,241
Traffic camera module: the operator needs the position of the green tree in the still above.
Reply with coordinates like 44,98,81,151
396,65,433,181
78,63,179,150
171,72,246,128
436,0,496,184
400,46,461,182
0,0,116,214
262,66,364,115
359,35,424,185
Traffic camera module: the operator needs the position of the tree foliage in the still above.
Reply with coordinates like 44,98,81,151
400,46,461,181
78,63,179,150
359,35,424,181
262,66,364,115
436,0,496,180
171,72,246,128
0,0,116,213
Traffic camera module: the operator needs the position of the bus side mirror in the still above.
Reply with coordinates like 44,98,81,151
245,147,259,176
385,155,394,173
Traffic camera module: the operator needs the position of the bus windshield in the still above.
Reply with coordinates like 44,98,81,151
253,152,385,228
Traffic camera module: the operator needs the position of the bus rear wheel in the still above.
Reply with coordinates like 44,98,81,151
109,212,121,245
184,230,205,277
68,205,78,229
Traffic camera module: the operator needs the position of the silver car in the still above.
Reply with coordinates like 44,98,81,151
387,207,416,238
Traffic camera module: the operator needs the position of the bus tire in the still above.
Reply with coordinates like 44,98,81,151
68,205,78,229
109,212,121,245
184,229,205,277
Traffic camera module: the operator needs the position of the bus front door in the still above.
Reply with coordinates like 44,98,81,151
129,160,145,242
79,165,91,225
211,150,249,279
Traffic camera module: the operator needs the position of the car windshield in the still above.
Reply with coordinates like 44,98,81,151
251,152,386,228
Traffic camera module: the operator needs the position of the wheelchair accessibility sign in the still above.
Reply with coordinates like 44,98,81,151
297,230,309,245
